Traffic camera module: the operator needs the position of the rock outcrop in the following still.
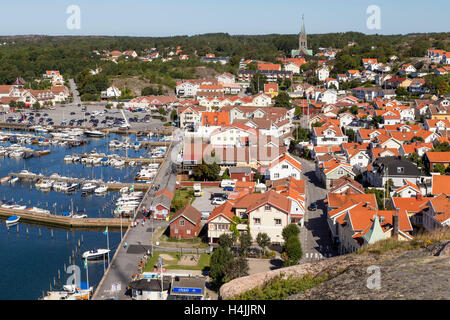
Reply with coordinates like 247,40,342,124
220,241,450,300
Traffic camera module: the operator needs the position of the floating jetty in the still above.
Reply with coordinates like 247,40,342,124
7,172,152,192
0,207,130,230
71,153,165,165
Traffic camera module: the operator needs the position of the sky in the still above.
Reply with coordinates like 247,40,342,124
1,0,449,37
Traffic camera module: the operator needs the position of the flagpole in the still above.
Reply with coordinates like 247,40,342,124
107,227,110,265
86,258,89,291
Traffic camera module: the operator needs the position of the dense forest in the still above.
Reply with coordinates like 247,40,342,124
0,32,448,90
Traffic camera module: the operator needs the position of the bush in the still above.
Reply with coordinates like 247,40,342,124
282,224,300,243
283,236,303,267
231,274,328,300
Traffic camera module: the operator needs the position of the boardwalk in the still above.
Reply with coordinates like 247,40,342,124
92,136,180,300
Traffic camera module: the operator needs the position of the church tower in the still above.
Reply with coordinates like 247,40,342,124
291,15,312,57
299,15,307,52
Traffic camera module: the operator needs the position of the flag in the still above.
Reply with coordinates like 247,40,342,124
129,185,134,192
103,226,108,235
83,258,87,270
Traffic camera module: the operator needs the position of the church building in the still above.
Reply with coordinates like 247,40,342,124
291,15,313,57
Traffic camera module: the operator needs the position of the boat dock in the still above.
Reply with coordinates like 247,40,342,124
71,153,165,164
0,207,130,230
7,172,152,191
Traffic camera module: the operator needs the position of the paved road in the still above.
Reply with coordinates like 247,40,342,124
93,139,181,300
297,157,337,263
68,79,81,107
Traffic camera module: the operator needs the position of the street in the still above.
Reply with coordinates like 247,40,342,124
92,139,180,300
297,157,337,262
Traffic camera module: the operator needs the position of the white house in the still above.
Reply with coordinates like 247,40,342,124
316,67,330,82
267,153,302,181
102,86,121,98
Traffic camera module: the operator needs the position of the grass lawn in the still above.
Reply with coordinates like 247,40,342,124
170,188,195,215
158,233,209,248
143,251,210,272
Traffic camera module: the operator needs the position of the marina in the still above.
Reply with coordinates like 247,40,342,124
0,128,170,299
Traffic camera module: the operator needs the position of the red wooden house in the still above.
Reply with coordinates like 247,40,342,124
169,205,202,239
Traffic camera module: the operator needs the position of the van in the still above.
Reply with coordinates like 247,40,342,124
220,179,236,188
193,184,203,197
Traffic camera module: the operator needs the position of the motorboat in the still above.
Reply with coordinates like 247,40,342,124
72,212,87,219
0,177,11,183
12,205,27,211
84,130,105,138
81,183,97,193
82,248,110,260
64,155,73,162
94,185,108,195
10,177,19,184
5,216,20,225
119,187,129,194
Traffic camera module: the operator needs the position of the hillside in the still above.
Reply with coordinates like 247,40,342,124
220,230,450,300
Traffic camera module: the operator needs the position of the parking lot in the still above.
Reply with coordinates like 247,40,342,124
191,186,232,214
2,104,170,131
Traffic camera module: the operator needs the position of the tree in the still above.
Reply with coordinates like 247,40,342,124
239,232,252,256
282,224,300,243
396,86,408,96
32,102,41,110
218,233,235,249
249,72,267,94
142,86,164,96
432,163,446,175
433,142,450,152
345,128,355,142
282,236,303,267
273,91,292,109
256,233,271,257
411,136,424,143
224,255,249,281
191,161,221,181
9,100,16,109
221,168,230,180
209,246,234,288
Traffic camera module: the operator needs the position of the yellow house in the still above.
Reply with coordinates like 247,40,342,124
264,83,279,98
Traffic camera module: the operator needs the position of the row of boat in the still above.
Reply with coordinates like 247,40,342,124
114,189,145,217
135,163,160,181
35,179,109,195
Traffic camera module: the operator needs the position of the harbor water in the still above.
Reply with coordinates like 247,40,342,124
0,132,152,299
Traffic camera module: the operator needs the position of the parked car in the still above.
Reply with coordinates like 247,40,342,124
308,202,317,211
211,198,226,205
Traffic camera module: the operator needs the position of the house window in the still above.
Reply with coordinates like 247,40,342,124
253,218,261,225
180,220,185,226
265,205,271,211
274,173,279,178
282,165,289,169
175,228,178,234
275,219,282,225
186,229,191,235
397,167,404,173
338,170,343,175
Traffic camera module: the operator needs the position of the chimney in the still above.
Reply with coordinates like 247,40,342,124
416,193,422,201
392,214,399,240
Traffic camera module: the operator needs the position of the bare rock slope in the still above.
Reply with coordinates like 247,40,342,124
220,241,450,300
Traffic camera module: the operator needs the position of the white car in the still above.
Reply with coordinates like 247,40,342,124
211,198,226,205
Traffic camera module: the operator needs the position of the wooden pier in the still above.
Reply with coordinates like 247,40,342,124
0,207,130,230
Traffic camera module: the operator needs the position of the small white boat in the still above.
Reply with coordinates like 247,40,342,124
5,216,20,225
82,248,110,260
81,183,97,192
10,177,19,184
12,205,27,211
119,187,129,194
64,155,73,162
94,185,108,195
72,213,87,219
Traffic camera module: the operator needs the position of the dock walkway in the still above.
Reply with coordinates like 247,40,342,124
0,207,130,229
